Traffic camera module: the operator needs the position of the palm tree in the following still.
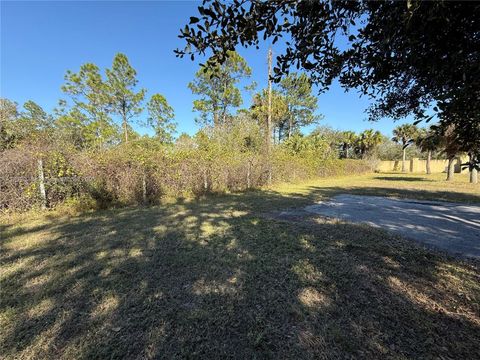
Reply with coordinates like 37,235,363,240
467,152,479,184
284,133,309,155
392,124,419,172
416,127,441,175
357,129,383,158
441,125,461,181
341,131,357,158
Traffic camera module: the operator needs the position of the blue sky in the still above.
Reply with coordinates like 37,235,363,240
1,1,411,137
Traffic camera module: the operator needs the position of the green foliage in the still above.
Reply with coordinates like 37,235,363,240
61,62,119,148
55,106,93,149
310,125,345,158
177,1,479,166
376,139,424,161
105,53,146,142
415,127,442,154
175,132,195,149
60,53,148,148
249,72,320,143
340,131,357,158
282,133,308,155
0,99,54,149
188,51,253,126
282,133,330,158
357,129,383,158
279,73,320,137
146,94,176,144
22,100,54,131
0,98,20,150
250,89,288,141
392,124,420,150
440,125,463,160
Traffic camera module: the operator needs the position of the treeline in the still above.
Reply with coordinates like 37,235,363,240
2,51,476,213
0,53,372,213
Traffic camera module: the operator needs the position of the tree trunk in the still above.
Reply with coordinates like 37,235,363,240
469,153,478,184
470,167,478,184
288,117,292,139
446,157,455,181
426,150,431,175
203,168,208,192
267,48,272,151
401,148,407,172
142,171,147,204
123,114,128,143
267,48,273,185
37,158,47,210
246,160,251,189
346,145,349,159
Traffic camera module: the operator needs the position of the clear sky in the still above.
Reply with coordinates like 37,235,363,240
1,0,411,137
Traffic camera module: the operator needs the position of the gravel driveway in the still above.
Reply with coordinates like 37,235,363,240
304,194,480,259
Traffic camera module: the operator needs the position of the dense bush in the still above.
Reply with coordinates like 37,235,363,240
0,124,370,213
0,148,36,212
0,145,83,212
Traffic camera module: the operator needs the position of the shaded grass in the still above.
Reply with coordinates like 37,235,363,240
373,176,434,182
1,172,479,359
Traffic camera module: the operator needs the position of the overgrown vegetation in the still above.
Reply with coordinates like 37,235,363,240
0,52,375,214
0,117,371,213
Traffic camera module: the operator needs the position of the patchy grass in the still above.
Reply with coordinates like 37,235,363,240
1,173,479,358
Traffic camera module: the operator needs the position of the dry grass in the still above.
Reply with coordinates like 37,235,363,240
1,172,479,359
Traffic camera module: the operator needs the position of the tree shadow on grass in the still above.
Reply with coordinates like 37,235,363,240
1,188,479,359
374,176,434,182
304,185,480,204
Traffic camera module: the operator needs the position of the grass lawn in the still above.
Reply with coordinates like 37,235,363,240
1,172,479,359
